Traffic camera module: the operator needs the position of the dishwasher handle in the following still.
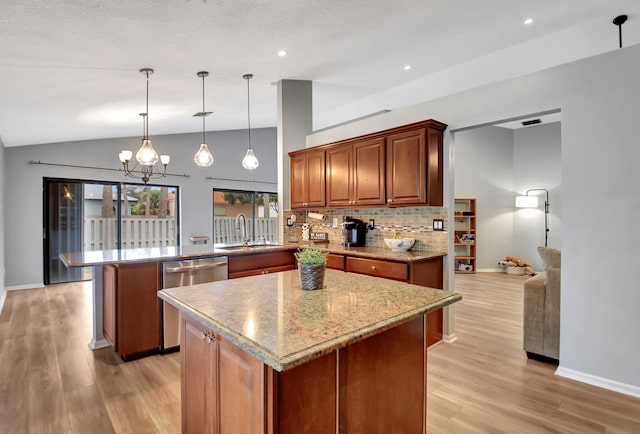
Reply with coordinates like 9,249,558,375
164,261,227,274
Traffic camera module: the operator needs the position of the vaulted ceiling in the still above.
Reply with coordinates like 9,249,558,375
1,0,638,147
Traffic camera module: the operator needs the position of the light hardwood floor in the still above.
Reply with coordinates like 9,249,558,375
0,273,638,433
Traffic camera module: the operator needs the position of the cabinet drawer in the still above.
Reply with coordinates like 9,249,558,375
229,264,296,279
326,254,345,270
346,257,408,281
228,251,295,276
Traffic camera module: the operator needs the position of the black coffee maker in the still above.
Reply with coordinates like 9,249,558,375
342,217,366,247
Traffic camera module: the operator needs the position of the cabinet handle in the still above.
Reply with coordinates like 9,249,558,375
387,199,393,203
371,265,377,270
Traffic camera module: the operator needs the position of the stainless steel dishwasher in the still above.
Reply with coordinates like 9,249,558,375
162,256,228,350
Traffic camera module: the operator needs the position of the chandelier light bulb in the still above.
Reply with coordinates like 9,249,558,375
136,139,160,166
194,143,214,167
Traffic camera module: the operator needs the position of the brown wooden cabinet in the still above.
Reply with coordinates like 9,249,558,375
290,119,446,210
102,262,162,360
181,315,263,434
345,255,444,346
290,149,325,209
228,251,296,279
326,253,345,270
326,138,385,207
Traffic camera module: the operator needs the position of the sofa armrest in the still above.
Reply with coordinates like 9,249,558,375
523,272,546,354
543,267,561,359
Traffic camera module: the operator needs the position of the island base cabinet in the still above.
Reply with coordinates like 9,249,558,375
181,315,428,434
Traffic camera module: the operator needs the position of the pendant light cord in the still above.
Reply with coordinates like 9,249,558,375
246,75,252,150
145,69,150,140
202,73,206,144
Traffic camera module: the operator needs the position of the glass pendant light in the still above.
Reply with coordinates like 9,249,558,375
193,71,214,167
242,73,259,170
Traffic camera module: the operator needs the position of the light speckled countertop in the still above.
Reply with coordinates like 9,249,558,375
61,242,445,267
158,269,460,372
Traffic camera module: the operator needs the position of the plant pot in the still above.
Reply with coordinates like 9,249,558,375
298,264,326,290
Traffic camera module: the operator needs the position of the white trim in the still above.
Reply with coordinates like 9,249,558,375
443,333,457,343
88,338,111,350
556,366,640,398
0,287,6,315
6,283,44,291
477,268,506,273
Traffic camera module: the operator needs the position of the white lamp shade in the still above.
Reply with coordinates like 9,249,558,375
194,144,214,167
515,195,539,208
136,139,160,166
119,150,132,163
160,154,171,165
242,148,259,170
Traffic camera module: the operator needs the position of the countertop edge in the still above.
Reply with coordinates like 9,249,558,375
158,289,461,372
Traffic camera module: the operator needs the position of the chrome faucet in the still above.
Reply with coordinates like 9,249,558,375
235,213,250,246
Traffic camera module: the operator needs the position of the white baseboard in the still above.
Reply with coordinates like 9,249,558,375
477,268,505,273
89,338,111,350
443,333,457,343
556,366,640,398
6,283,45,291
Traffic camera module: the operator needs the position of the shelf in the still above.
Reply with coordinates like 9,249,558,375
454,256,475,260
455,243,475,246
453,228,475,232
454,198,476,274
455,270,476,274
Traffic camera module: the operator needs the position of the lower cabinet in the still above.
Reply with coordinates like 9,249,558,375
344,255,444,347
102,262,162,360
182,315,263,434
228,251,296,279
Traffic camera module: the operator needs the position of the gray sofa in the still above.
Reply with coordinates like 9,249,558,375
523,247,561,362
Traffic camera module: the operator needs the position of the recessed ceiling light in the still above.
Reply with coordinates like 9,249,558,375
404,65,411,71
524,18,533,25
278,50,287,57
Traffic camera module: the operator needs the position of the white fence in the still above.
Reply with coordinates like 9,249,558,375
213,217,278,244
84,217,177,251
84,216,278,250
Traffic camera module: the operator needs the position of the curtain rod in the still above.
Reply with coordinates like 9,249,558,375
29,160,190,179
205,176,276,185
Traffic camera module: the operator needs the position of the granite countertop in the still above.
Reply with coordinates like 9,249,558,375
61,242,446,267
158,269,461,372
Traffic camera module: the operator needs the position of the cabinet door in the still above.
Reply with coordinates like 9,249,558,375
182,316,216,434
386,128,426,205
353,137,385,205
305,150,326,208
117,262,161,359
228,251,295,279
326,144,353,207
290,150,326,209
103,264,117,348
218,335,264,434
290,153,307,209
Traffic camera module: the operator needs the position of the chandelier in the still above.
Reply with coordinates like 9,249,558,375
241,73,259,170
193,71,214,167
119,68,170,184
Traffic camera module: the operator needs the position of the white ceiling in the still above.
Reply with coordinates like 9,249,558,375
1,0,639,147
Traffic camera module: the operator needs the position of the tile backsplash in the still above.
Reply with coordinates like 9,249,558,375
284,207,448,252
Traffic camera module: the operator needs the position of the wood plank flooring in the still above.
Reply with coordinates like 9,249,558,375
0,273,638,433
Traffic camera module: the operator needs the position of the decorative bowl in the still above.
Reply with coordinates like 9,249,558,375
384,238,416,252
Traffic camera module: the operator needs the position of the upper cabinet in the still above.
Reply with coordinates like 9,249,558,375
290,148,326,209
326,137,386,207
289,119,446,210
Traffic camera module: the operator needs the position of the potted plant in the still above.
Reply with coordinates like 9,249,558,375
294,245,329,290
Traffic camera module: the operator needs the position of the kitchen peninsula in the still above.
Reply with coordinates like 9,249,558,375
61,243,447,358
159,269,461,434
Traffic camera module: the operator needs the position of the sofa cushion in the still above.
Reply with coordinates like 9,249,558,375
537,246,561,270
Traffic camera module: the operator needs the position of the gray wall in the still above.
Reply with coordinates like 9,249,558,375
306,45,640,394
4,127,277,288
454,126,515,270
0,139,5,309
513,122,562,269
455,122,562,271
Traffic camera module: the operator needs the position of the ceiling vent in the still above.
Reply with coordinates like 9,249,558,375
522,119,542,126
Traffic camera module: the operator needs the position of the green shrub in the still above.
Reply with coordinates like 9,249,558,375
294,245,328,265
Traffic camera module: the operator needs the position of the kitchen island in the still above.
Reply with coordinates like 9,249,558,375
159,268,460,434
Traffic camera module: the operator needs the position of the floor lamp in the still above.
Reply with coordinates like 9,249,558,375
515,189,549,247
